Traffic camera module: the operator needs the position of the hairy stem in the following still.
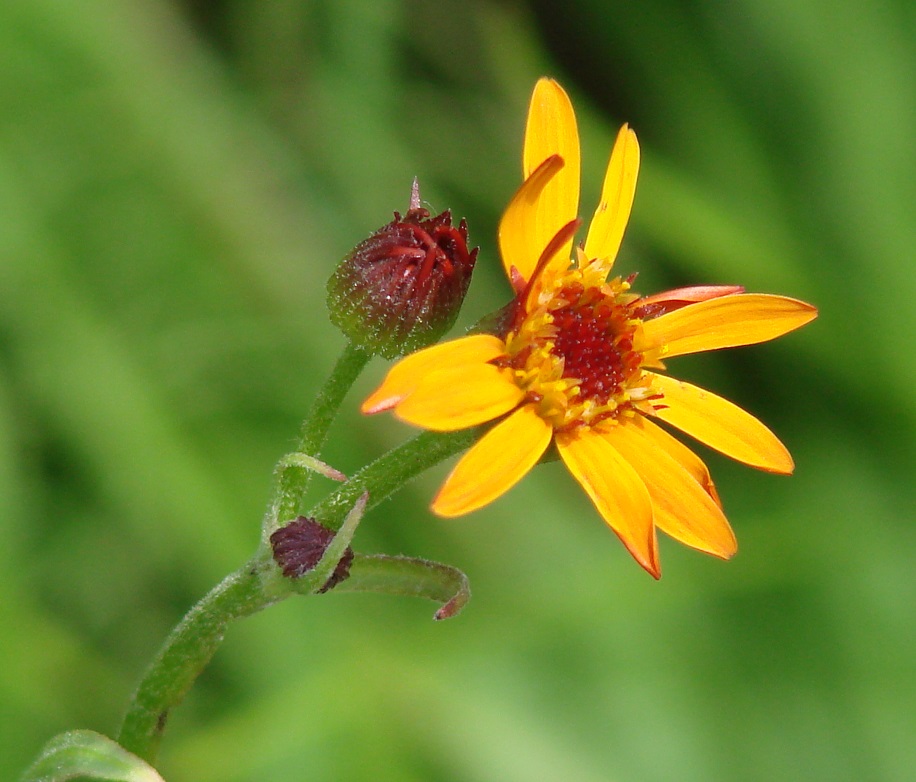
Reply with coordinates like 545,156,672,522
116,555,281,762
115,361,479,763
309,428,478,530
273,342,370,524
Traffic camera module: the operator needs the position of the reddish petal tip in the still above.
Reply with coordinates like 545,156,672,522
360,396,400,415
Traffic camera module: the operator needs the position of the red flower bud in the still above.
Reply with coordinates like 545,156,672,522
269,516,354,592
327,181,478,358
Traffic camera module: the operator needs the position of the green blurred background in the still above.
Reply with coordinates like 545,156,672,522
1,0,914,780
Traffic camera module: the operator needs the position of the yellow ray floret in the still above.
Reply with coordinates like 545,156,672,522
556,427,660,577
361,334,505,415
639,294,818,359
583,123,640,266
523,78,580,271
647,373,795,473
603,420,736,558
394,360,522,431
498,155,566,286
432,405,553,516
637,417,721,507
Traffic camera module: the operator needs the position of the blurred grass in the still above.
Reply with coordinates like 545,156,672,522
1,0,914,780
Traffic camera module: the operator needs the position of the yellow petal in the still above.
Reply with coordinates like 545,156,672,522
637,417,721,507
499,154,566,285
639,294,818,359
603,422,736,559
523,78,580,276
362,334,507,414
556,428,659,578
647,372,795,474
432,404,552,516
583,124,640,266
395,362,524,431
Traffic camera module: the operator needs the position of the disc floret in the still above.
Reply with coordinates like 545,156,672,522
503,259,658,431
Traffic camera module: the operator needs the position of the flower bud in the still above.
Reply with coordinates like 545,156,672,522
269,516,354,592
327,181,478,358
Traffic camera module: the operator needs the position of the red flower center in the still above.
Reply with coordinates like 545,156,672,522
502,269,654,431
549,283,642,407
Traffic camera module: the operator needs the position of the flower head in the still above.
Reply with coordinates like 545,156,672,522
362,79,817,577
327,180,478,358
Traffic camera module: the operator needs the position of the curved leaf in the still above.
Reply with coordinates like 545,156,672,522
333,554,471,620
20,730,165,782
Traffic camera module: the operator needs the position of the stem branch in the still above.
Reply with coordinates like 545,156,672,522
115,358,479,763
309,428,478,530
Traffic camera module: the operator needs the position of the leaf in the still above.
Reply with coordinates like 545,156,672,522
334,553,471,620
19,730,165,782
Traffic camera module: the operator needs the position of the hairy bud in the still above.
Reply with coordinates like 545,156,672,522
327,181,478,358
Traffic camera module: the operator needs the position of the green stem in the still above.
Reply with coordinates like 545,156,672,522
116,554,282,763
309,428,478,530
115,388,478,763
297,342,371,456
274,342,370,523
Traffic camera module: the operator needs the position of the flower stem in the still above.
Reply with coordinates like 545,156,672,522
116,554,283,763
274,342,370,524
309,428,478,530
114,372,478,764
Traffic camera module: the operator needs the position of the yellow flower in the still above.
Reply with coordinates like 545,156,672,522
362,78,817,577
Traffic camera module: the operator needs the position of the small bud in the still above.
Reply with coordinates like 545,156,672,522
327,181,478,358
270,516,354,592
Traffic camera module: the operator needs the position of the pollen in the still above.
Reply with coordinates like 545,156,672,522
503,264,656,430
